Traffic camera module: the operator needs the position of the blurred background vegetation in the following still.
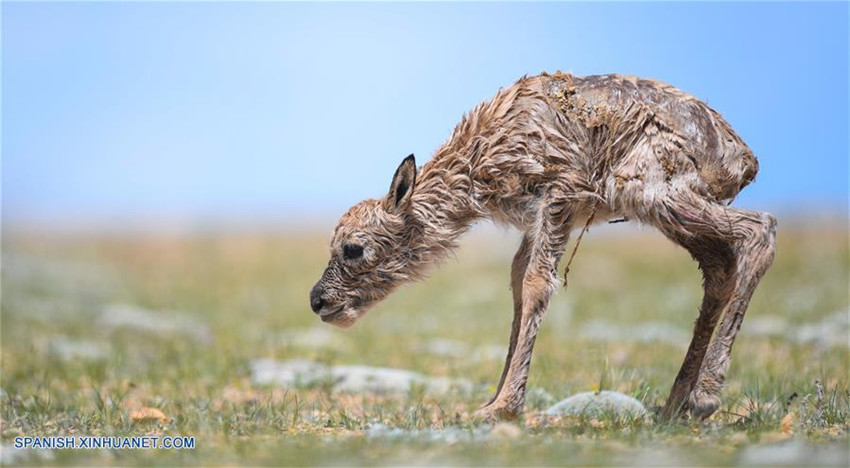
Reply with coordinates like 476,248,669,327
2,224,847,465
2,1,847,466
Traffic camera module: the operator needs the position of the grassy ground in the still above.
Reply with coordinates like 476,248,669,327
1,221,848,466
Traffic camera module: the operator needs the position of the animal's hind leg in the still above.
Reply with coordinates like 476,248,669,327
689,210,777,420
643,191,777,420
659,232,736,420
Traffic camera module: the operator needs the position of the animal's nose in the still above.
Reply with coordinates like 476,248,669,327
309,284,325,313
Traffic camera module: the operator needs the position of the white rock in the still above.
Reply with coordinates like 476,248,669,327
99,303,211,342
249,358,473,394
335,365,429,393
545,391,648,418
49,338,111,361
250,358,327,387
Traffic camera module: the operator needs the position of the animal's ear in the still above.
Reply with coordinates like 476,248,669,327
384,154,417,214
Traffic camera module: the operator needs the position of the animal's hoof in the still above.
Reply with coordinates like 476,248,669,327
688,389,721,421
473,404,519,423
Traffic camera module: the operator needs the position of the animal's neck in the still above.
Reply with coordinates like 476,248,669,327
405,148,479,270
402,83,520,270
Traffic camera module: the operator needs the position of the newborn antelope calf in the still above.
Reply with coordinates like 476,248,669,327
309,72,776,421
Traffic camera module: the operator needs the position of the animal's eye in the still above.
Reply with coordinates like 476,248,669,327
343,244,364,260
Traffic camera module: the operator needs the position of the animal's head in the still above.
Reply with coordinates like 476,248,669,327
309,154,421,328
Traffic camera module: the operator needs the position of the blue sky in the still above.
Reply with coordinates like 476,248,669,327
3,2,847,227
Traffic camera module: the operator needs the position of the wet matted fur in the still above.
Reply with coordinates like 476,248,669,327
309,72,776,421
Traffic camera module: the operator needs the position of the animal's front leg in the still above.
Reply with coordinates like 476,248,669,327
484,235,531,408
475,203,572,421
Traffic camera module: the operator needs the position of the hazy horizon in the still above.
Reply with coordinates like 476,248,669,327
3,2,848,231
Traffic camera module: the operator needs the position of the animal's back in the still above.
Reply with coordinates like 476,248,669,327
537,72,759,203
449,72,759,228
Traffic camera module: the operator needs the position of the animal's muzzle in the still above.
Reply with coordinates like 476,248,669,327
309,283,325,313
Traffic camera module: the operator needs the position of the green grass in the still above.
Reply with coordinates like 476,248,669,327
1,223,848,466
